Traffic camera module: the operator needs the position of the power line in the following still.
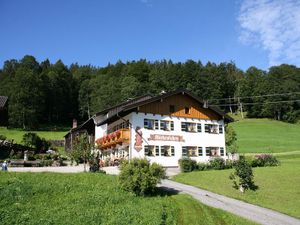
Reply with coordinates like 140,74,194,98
211,99,300,107
208,91,300,102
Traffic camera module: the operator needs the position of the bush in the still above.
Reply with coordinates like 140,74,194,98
178,157,197,172
225,160,234,169
89,159,100,172
119,158,165,196
251,154,279,167
209,158,226,170
39,160,53,167
197,162,210,171
22,133,51,154
229,158,257,192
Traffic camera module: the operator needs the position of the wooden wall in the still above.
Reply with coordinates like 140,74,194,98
139,93,220,120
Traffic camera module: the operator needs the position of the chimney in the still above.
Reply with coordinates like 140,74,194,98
72,119,77,129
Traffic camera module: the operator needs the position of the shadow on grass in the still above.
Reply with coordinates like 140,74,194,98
149,186,180,197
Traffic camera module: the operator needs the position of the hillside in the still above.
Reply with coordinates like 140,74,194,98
0,127,67,143
230,118,300,153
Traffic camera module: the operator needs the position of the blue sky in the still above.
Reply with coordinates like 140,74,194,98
1,0,299,71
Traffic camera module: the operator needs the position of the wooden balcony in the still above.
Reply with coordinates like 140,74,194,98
96,128,130,150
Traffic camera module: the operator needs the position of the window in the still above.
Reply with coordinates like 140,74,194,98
219,125,223,134
144,145,155,156
169,105,175,113
205,147,220,157
205,124,219,134
181,122,197,132
198,147,203,156
184,107,190,114
160,120,174,131
161,146,175,156
144,119,159,130
220,147,225,156
182,146,197,157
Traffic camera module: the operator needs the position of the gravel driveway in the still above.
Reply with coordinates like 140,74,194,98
160,179,300,225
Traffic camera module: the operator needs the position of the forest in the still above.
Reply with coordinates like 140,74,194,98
0,55,300,129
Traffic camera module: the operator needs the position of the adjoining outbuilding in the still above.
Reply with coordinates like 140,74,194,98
0,96,8,127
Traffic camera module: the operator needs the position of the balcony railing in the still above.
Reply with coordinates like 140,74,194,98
96,128,130,149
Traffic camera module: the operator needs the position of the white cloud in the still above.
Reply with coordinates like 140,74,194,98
238,0,300,66
140,0,152,7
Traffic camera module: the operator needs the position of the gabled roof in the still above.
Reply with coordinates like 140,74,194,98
64,90,233,138
94,94,153,125
64,94,153,137
97,89,233,125
0,96,8,109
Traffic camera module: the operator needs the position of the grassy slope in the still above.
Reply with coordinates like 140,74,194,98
0,173,256,225
173,154,300,218
230,118,300,153
0,127,67,143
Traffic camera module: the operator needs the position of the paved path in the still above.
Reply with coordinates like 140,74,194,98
160,179,300,225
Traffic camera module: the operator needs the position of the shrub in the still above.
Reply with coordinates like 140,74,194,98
39,160,53,167
229,158,257,192
225,160,234,169
119,158,165,196
209,157,226,170
251,154,279,167
22,133,51,154
178,157,197,172
89,159,100,172
197,162,210,171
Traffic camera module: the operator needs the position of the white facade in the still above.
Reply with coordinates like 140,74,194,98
96,112,226,167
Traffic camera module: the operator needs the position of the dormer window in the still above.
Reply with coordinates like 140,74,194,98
169,105,175,113
184,106,190,114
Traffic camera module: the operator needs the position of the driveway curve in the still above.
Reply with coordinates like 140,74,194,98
160,179,300,225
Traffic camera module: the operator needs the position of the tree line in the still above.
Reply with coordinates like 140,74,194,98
0,55,300,129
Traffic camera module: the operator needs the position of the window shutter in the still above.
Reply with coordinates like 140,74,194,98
219,125,223,134
144,145,149,156
197,123,202,132
160,121,164,130
170,121,174,131
181,122,187,131
171,146,175,156
144,119,148,129
155,146,160,156
182,146,187,156
220,147,224,156
205,147,211,156
161,146,165,155
154,120,159,130
205,124,210,133
198,147,203,156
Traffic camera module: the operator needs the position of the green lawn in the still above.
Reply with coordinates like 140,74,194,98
0,173,256,225
230,118,300,153
173,154,300,218
0,127,67,143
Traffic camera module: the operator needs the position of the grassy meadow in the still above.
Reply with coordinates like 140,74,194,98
173,153,300,218
0,172,256,225
229,118,300,153
0,127,67,143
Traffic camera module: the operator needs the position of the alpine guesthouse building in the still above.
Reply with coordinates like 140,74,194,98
65,90,233,167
